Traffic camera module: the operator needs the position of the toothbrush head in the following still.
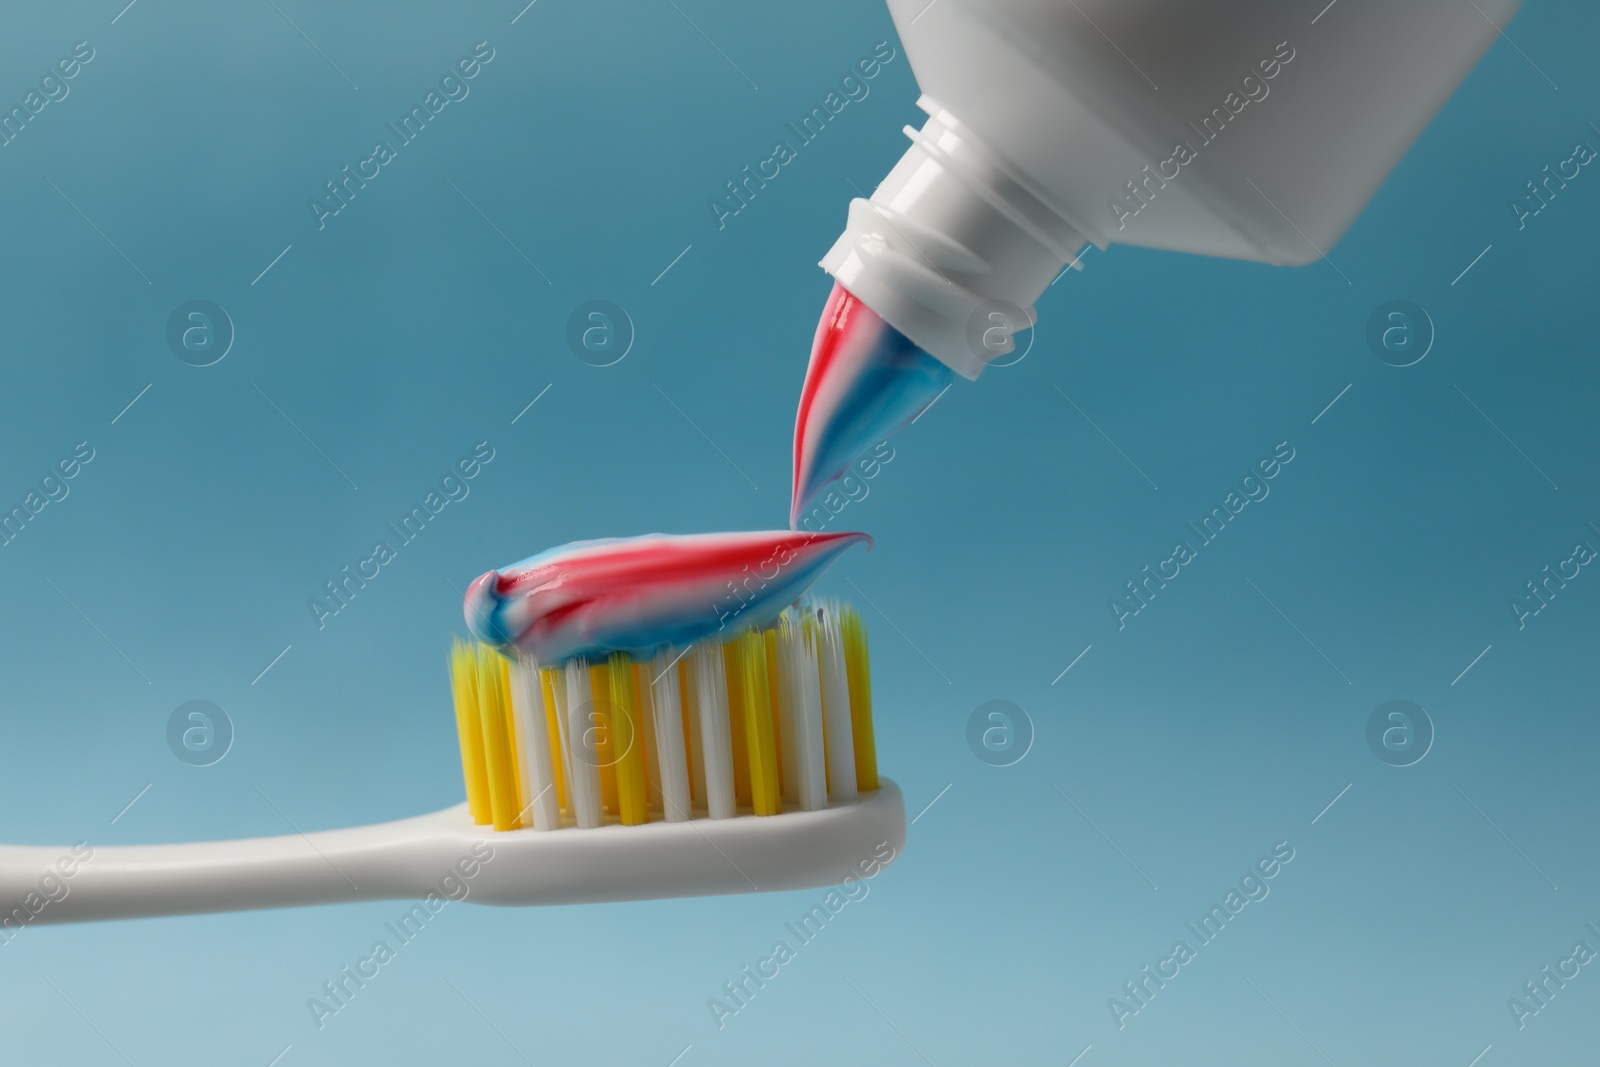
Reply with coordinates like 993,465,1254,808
445,528,905,901
446,598,902,901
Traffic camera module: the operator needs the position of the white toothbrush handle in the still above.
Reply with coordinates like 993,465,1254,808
0,808,473,925
0,782,906,925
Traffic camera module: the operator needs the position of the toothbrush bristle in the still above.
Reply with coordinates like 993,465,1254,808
450,640,493,825
447,603,880,830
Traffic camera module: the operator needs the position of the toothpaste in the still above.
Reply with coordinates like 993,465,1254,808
791,282,954,527
463,530,870,664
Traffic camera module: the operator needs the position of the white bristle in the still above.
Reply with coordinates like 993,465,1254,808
772,622,799,807
681,653,707,810
542,665,575,817
691,643,736,819
562,660,604,829
784,614,829,812
818,604,858,802
648,651,692,822
509,657,561,831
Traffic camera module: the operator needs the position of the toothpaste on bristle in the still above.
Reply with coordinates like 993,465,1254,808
791,282,955,527
462,530,870,666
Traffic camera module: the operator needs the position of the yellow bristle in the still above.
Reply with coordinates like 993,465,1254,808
540,668,568,814
842,607,879,790
739,631,781,815
588,662,619,816
722,637,753,807
475,647,520,831
633,662,658,810
609,654,649,825
451,641,492,825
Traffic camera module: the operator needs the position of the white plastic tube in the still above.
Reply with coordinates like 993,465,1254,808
826,0,1520,377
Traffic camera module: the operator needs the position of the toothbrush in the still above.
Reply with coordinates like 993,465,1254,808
0,531,904,924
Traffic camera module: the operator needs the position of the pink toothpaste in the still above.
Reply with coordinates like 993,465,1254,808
463,530,870,665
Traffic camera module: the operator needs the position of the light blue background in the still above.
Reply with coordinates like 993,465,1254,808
0,1,1596,1064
